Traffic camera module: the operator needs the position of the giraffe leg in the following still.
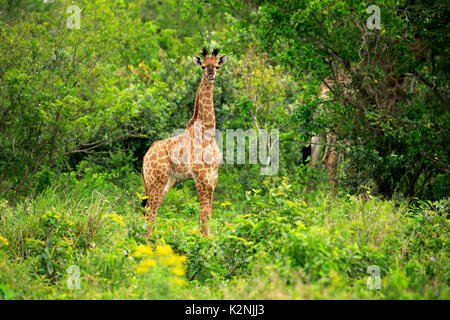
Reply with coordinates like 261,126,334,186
161,175,177,200
208,168,219,219
142,145,171,238
194,169,217,237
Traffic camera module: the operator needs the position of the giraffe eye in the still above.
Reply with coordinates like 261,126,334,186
215,66,220,69
201,66,206,69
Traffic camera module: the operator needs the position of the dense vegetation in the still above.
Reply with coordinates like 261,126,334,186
0,0,448,299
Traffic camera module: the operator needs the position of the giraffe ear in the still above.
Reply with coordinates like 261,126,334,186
217,55,227,67
193,55,203,67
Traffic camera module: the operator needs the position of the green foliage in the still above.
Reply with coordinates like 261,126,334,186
0,174,448,299
190,0,449,199
0,0,231,199
0,0,448,300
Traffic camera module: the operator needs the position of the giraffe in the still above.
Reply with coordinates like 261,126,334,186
141,48,227,238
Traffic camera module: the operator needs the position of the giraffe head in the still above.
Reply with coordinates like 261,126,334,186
193,48,227,81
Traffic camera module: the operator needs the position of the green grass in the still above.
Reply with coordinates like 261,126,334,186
0,171,448,299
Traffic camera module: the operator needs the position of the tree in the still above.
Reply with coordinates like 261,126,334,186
186,0,449,199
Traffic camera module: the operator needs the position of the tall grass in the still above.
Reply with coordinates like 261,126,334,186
0,172,448,299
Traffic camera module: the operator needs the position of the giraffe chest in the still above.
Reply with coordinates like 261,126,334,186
169,163,193,180
168,134,221,180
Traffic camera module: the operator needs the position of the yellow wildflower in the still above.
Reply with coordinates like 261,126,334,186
275,189,286,196
167,255,181,265
108,213,125,226
133,245,153,257
221,201,232,207
141,259,157,267
172,266,185,276
156,244,173,255
190,227,200,233
174,278,186,285
0,235,9,246
136,259,156,274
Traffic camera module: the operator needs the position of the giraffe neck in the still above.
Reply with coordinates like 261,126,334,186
187,76,215,130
